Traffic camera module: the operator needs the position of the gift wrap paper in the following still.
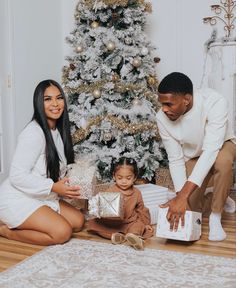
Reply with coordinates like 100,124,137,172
67,163,96,199
88,192,124,219
156,208,202,241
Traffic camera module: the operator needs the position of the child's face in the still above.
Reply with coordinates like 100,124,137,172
113,165,136,191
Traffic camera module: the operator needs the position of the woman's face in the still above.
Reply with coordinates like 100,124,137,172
43,85,65,129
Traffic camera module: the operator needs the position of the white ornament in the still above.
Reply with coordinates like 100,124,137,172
125,37,132,45
141,47,149,56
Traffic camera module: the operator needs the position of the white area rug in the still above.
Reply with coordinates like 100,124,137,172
0,239,235,288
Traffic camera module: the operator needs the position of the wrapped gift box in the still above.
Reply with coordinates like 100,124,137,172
66,161,96,199
135,184,168,224
156,207,202,241
88,192,124,220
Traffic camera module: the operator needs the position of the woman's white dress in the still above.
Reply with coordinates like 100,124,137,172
0,121,67,228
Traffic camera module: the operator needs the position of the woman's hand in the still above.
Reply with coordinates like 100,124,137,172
52,178,81,199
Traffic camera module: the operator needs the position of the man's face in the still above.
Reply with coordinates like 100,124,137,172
158,93,191,121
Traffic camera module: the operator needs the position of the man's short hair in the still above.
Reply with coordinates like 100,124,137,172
158,72,193,95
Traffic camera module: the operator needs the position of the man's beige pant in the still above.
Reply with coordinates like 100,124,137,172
186,140,236,214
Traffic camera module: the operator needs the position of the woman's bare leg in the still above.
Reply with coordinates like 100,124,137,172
59,200,85,232
0,206,73,245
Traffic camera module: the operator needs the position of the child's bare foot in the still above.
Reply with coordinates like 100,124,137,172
0,224,9,238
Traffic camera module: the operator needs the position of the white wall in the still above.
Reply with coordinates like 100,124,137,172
10,0,63,136
146,0,216,87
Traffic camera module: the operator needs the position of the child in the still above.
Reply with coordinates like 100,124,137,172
87,157,154,250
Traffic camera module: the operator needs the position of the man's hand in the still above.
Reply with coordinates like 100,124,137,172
160,181,198,231
52,178,81,199
160,193,188,231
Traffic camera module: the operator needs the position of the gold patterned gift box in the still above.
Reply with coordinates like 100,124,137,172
88,192,124,220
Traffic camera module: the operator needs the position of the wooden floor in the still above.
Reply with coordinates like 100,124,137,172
0,194,236,273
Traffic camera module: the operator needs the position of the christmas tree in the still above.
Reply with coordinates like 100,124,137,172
62,0,167,182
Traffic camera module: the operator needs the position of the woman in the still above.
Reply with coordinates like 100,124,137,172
0,80,84,245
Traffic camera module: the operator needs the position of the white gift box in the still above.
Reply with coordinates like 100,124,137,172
156,207,202,241
135,184,168,224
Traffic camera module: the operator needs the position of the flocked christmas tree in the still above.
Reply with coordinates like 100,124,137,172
62,0,168,181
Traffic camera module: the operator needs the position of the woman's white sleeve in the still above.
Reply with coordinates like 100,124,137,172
9,126,54,196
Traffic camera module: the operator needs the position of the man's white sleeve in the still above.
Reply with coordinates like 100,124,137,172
188,97,228,186
157,120,187,192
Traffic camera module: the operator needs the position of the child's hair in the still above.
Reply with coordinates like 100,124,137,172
111,157,138,177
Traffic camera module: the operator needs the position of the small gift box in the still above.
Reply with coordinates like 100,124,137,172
66,159,96,199
156,208,202,241
88,192,124,220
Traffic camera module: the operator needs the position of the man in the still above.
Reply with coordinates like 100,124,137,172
156,72,236,241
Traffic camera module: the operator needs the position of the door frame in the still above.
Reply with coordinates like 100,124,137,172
0,0,16,183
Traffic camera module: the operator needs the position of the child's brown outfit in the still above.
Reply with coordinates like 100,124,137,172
87,185,153,239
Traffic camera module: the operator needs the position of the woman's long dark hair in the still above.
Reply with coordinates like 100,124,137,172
32,79,74,182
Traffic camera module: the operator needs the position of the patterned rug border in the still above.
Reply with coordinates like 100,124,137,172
0,239,236,288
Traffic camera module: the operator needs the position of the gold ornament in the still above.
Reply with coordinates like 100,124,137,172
93,89,101,98
145,2,152,13
91,21,99,29
147,76,157,86
106,41,116,51
132,58,142,68
76,45,83,53
112,73,120,82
